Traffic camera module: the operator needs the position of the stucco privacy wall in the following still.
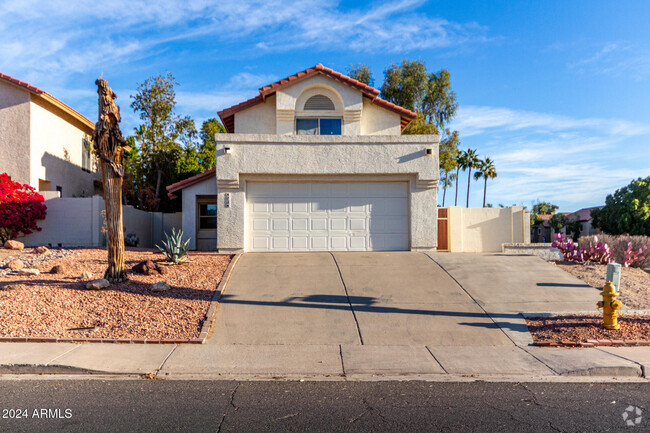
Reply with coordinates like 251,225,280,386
21,196,182,248
447,206,531,253
214,134,439,252
0,81,31,185
29,98,99,197
181,176,217,250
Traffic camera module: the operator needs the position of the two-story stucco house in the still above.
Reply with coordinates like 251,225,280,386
0,73,99,197
167,64,440,252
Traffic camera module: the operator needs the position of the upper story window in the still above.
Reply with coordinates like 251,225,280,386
296,118,342,135
296,94,341,135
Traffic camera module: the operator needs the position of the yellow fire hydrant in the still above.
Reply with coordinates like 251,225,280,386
597,281,622,330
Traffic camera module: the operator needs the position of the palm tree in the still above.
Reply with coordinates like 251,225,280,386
454,151,467,206
474,157,498,207
464,148,480,207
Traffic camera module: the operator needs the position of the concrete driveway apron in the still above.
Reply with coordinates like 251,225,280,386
211,252,513,347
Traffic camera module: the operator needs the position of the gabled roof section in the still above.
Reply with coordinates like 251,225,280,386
0,72,95,134
166,168,216,198
218,64,417,133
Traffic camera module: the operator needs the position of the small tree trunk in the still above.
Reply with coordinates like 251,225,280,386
466,169,472,208
101,159,126,282
442,172,448,207
483,178,488,208
454,168,460,206
154,167,162,212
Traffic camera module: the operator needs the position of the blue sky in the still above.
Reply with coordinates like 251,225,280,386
1,0,649,211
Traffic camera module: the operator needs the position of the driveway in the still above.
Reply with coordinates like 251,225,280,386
210,252,600,347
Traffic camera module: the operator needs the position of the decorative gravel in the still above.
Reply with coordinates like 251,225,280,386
0,248,76,277
555,261,650,309
0,248,231,340
527,315,650,344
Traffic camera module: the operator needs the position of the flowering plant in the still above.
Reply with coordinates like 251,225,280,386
0,173,47,243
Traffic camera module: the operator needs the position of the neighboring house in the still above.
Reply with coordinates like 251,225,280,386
0,73,99,197
564,206,602,237
167,64,439,252
531,206,603,242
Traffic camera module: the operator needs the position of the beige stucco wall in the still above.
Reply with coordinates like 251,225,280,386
235,95,276,134
180,176,218,250
29,97,99,197
232,74,401,136
447,206,531,252
213,134,439,252
0,81,31,185
21,195,182,248
360,97,402,135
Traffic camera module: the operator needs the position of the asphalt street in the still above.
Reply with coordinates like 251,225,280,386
1,379,649,432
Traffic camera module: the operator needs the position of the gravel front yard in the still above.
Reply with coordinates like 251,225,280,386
527,315,650,344
555,261,650,310
0,248,231,340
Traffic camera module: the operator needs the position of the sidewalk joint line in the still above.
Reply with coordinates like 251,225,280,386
518,346,560,375
339,344,347,376
422,252,519,347
156,344,178,374
45,344,81,366
425,346,448,374
329,252,364,345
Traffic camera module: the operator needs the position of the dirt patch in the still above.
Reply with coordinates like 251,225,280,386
527,315,650,344
554,261,650,309
0,248,231,340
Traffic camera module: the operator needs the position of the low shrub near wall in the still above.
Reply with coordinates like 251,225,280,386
578,234,650,268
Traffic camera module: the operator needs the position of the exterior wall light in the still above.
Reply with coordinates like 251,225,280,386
426,149,433,156
224,147,232,154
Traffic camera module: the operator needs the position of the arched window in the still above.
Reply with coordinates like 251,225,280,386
303,94,335,111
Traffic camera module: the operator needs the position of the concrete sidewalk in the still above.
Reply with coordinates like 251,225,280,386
0,342,648,379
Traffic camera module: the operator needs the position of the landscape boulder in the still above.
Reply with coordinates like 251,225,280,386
86,278,110,290
16,268,40,276
32,246,50,255
0,284,20,291
151,282,171,292
6,259,25,270
156,265,168,275
50,264,66,274
4,240,24,250
133,260,164,276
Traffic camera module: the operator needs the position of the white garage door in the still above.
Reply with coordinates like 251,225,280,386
246,182,409,252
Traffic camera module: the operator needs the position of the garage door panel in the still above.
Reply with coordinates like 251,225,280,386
247,182,408,252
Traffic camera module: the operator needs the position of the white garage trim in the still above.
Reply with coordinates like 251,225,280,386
246,181,409,252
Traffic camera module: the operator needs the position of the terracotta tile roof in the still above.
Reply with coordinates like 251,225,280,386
0,72,94,133
167,168,216,198
218,64,417,133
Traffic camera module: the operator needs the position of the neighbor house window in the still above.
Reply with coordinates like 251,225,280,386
82,138,92,172
199,203,217,229
296,118,342,135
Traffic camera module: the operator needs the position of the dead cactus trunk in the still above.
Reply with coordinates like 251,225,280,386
92,77,131,283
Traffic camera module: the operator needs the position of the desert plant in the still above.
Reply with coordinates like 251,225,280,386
578,234,650,268
125,232,140,247
0,173,47,243
156,228,190,264
553,233,613,264
624,242,647,267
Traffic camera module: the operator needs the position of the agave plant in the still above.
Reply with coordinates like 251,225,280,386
156,228,190,264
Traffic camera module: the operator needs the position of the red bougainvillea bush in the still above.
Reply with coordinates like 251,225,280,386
0,173,47,243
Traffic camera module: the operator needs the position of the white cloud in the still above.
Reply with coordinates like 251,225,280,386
570,42,650,80
0,0,488,86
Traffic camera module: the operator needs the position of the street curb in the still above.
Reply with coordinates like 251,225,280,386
534,340,650,348
0,254,241,345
